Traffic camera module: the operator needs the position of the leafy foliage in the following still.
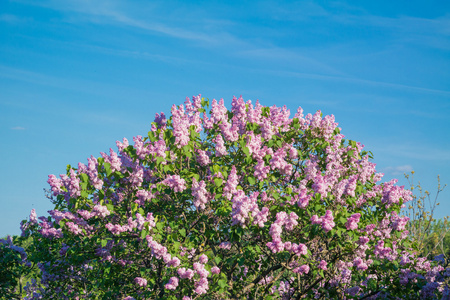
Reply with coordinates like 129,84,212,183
2,96,450,299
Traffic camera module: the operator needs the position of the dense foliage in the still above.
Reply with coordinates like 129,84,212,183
2,96,450,299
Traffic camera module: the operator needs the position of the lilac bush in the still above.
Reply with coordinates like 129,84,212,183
15,95,450,299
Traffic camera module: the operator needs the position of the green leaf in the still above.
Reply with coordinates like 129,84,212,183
212,165,220,174
148,131,157,142
106,204,114,213
173,241,181,250
80,173,89,183
259,180,264,189
214,178,223,187
243,147,250,157
218,279,228,288
163,164,172,172
179,228,186,237
104,163,112,177
247,176,256,185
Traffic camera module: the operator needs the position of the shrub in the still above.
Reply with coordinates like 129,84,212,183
14,96,450,299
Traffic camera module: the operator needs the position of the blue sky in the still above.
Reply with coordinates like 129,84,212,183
1,0,449,237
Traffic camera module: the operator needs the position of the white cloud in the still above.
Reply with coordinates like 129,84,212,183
382,165,414,175
11,126,26,130
13,0,224,44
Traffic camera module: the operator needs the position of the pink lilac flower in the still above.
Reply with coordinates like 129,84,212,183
161,175,186,193
293,264,310,274
311,215,322,225
92,205,110,218
230,96,248,134
223,165,238,200
196,149,210,166
318,260,328,270
40,226,63,239
213,134,228,156
344,175,358,197
312,174,328,198
295,185,312,209
65,221,83,235
165,277,179,290
219,242,232,250
253,207,269,227
29,209,37,224
194,277,209,295
270,148,293,176
171,104,190,148
246,133,263,158
390,211,409,231
284,212,299,231
134,277,147,287
178,267,195,279
86,156,103,189
65,169,81,198
312,210,335,232
128,165,144,188
105,223,129,235
116,137,129,153
211,266,220,275
136,189,155,205
146,235,169,260
193,262,209,278
47,174,64,196
231,190,259,226
210,98,228,124
353,257,368,271
266,238,284,253
345,213,361,230
199,254,208,264
135,213,155,231
133,135,150,160
191,178,209,210
292,243,308,256
219,120,239,142
101,148,122,172
254,160,270,180
167,256,181,268
153,112,167,130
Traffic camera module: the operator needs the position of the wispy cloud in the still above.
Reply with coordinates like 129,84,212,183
14,0,228,45
236,47,347,76
259,69,450,96
0,13,31,23
11,126,26,130
374,144,450,162
382,165,414,175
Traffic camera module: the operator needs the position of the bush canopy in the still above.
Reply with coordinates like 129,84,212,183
5,95,450,299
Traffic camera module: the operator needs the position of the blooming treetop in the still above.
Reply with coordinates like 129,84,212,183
17,95,450,299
